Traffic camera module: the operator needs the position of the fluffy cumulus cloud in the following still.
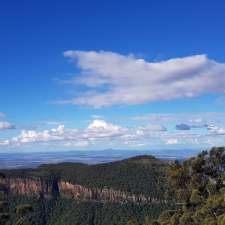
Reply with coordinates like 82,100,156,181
0,120,125,147
0,121,15,130
86,119,125,139
57,51,225,107
0,119,167,148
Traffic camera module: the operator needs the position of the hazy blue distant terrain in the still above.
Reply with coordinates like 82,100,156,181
0,149,200,169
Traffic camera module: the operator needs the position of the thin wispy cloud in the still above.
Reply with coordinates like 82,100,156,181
132,112,225,125
54,51,225,107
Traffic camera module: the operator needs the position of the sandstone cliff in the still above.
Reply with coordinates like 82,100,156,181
0,177,163,204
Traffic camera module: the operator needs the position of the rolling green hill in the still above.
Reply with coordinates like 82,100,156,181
3,155,171,199
2,148,224,225
2,155,173,225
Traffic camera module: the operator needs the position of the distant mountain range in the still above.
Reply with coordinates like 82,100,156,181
0,149,201,169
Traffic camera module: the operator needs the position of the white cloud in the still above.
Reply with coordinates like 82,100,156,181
86,119,125,139
0,120,126,147
166,139,179,145
131,112,225,147
207,124,225,135
0,117,224,149
0,119,168,148
0,121,14,130
87,119,120,132
57,51,225,107
8,125,67,145
0,140,10,146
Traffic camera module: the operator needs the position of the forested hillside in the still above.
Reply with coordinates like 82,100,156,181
0,147,224,225
154,147,225,225
3,155,170,199
1,155,172,225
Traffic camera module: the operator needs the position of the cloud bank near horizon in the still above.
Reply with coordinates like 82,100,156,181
0,115,224,150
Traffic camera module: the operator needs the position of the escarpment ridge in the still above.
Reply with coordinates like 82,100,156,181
0,155,171,204
0,177,167,204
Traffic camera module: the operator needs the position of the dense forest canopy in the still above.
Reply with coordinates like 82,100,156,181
155,147,225,225
2,155,169,198
0,147,224,225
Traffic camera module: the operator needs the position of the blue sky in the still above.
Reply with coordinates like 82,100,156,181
0,0,225,152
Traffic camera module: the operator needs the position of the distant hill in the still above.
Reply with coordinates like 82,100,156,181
1,155,173,225
2,148,224,225
0,149,200,169
3,155,170,199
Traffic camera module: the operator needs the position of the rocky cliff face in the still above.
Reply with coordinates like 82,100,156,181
1,177,162,204
59,181,160,203
0,178,52,197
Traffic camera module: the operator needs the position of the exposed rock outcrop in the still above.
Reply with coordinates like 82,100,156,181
59,181,160,203
0,177,163,204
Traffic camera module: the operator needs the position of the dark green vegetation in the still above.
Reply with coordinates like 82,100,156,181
1,155,172,225
49,199,169,225
8,196,169,225
0,173,9,225
1,147,224,225
4,155,169,198
1,173,34,225
155,147,225,225
15,204,34,225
